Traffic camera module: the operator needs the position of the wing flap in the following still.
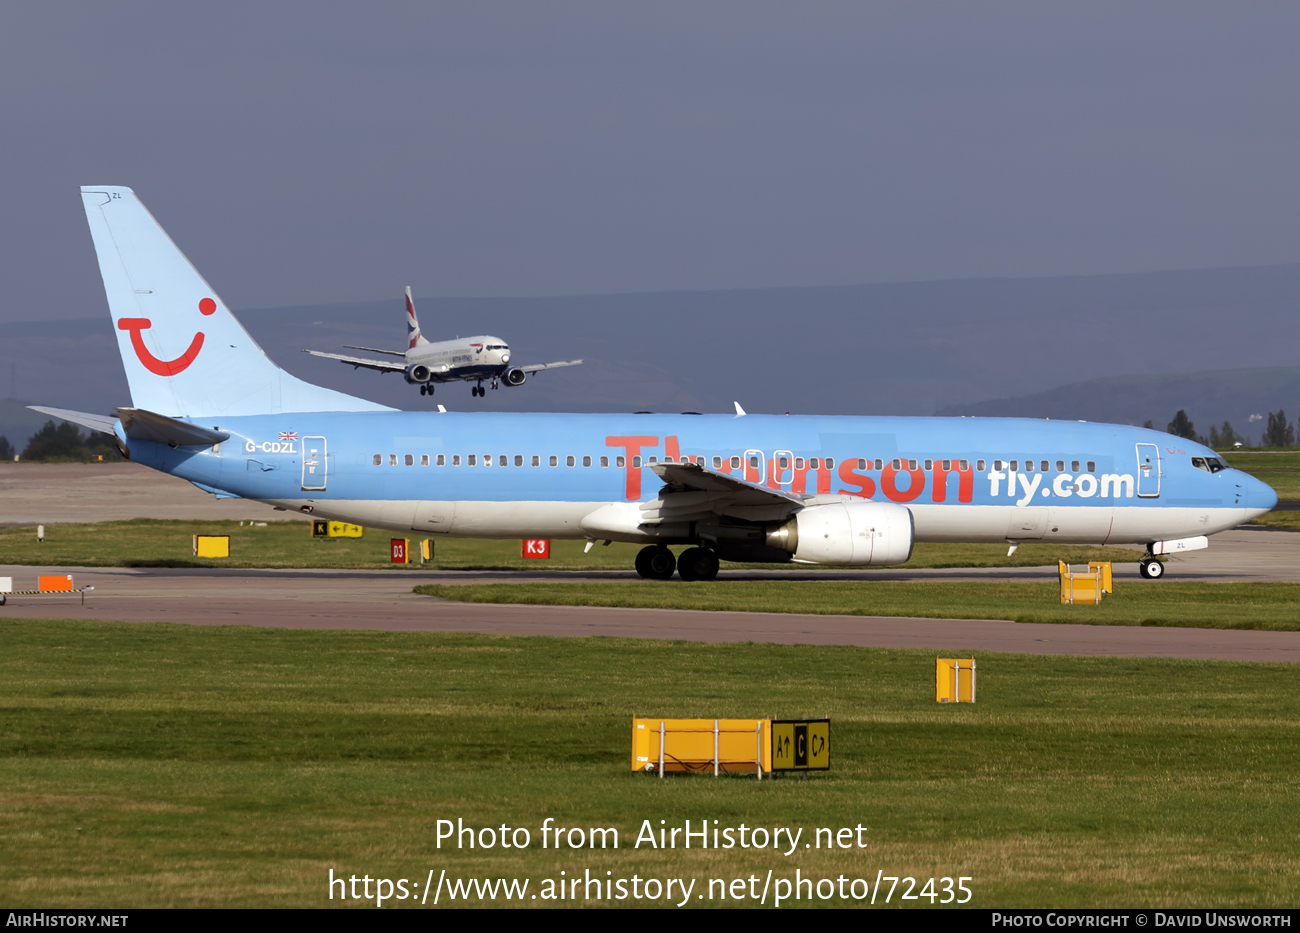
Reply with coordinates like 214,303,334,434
644,461,804,522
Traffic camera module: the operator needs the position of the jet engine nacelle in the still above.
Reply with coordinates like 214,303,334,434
404,364,433,384
503,368,527,387
768,500,914,565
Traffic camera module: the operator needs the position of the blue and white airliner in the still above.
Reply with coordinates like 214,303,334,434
35,187,1278,582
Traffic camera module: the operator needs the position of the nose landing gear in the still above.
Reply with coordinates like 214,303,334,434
1138,558,1165,579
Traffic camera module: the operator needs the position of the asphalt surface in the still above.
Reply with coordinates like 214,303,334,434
2,549,1297,663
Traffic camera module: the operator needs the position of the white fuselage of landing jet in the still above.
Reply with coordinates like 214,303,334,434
405,335,511,384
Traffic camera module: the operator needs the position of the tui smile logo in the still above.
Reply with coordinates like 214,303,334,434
118,298,217,376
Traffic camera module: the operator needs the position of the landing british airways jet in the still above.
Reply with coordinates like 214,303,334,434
303,287,581,399
36,187,1277,582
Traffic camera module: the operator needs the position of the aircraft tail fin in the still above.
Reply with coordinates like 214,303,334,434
80,186,392,418
405,286,429,348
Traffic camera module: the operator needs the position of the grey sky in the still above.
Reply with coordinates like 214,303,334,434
3,2,1299,321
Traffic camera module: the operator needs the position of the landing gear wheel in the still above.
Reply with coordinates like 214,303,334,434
472,385,483,397
635,545,676,580
1139,558,1165,580
677,547,719,581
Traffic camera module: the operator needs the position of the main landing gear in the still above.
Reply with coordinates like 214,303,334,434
634,545,719,582
419,383,435,396
1138,557,1165,580
472,383,484,397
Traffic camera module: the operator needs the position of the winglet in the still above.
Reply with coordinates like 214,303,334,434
734,401,747,416
437,404,447,413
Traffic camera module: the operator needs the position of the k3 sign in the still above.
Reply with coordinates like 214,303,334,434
522,539,551,559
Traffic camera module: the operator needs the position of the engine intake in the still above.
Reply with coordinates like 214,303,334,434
405,364,432,384
767,501,913,565
503,368,527,387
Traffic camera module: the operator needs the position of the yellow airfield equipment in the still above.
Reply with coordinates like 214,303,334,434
311,520,363,538
1059,561,1111,604
936,658,977,703
632,718,830,778
420,539,434,562
193,535,230,558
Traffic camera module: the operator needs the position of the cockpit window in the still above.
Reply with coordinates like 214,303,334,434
485,344,508,350
1191,457,1229,473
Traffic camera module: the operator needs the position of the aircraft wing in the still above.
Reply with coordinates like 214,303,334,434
27,406,119,435
343,345,407,358
516,359,583,374
116,408,231,447
303,349,406,373
641,461,805,523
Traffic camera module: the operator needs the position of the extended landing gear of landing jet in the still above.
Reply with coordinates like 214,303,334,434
1138,558,1165,580
677,547,720,582
419,383,435,396
472,384,484,397
634,545,677,580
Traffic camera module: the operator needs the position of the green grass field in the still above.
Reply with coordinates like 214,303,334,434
417,580,1300,631
0,519,1142,571
2,620,1298,908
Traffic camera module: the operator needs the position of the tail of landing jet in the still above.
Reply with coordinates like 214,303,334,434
405,286,429,349
80,186,392,419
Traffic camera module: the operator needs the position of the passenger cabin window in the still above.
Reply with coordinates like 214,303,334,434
388,454,397,466
977,460,986,471
826,458,834,469
663,456,674,463
1040,460,1049,472
1024,460,1034,472
1086,461,1096,473
616,456,625,467
959,460,969,471
1009,460,1018,471
730,457,740,469
857,458,866,470
712,456,722,468
531,455,540,467
1055,460,1064,472
809,458,820,469
483,454,492,467
633,456,642,467
452,455,461,466
402,454,412,466
549,455,558,467
924,459,933,471
907,460,917,471
941,460,950,471
993,460,1002,471
1071,460,1080,472
420,454,429,467
468,454,477,466
582,455,592,467
373,454,382,466
874,459,883,470
436,454,446,466
566,455,576,467
600,456,609,467
779,457,789,469
795,458,805,469
514,455,523,467
891,459,901,470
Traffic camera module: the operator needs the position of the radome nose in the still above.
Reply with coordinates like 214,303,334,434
1250,474,1278,512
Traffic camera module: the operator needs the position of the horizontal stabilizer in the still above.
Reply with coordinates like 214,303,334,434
303,349,406,373
27,406,118,436
116,408,230,447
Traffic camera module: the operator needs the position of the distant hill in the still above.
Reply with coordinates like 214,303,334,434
3,263,1299,421
936,367,1300,444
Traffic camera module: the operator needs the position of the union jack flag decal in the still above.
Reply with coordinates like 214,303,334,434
279,432,299,441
